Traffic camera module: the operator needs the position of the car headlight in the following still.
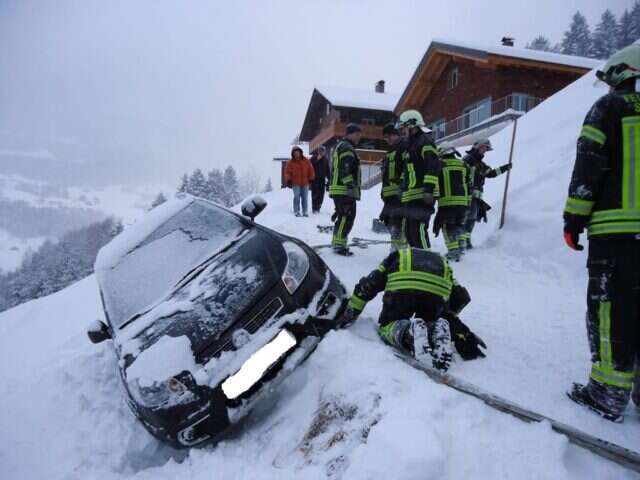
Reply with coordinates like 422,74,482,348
281,241,309,295
127,373,192,408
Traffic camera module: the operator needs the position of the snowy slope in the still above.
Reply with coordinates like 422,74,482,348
1,68,639,479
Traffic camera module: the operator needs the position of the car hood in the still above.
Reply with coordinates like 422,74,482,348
129,229,286,361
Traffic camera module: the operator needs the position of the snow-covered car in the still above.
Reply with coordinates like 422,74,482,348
88,194,348,448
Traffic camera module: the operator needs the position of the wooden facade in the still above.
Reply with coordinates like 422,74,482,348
298,86,398,165
395,41,599,140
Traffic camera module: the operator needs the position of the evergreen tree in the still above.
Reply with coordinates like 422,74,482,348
264,178,273,193
561,11,592,57
178,173,189,193
631,1,640,46
222,166,241,207
526,36,553,52
188,168,208,198
151,192,168,209
206,168,225,203
591,9,618,59
618,9,634,49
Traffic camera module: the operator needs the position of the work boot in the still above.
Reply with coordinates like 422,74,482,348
445,251,461,262
332,246,353,257
427,318,453,372
408,318,431,364
567,383,624,423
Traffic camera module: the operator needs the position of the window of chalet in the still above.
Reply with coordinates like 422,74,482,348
448,67,459,90
511,93,530,112
463,97,492,130
429,119,446,140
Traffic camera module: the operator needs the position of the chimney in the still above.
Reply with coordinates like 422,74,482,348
375,80,385,93
501,37,515,47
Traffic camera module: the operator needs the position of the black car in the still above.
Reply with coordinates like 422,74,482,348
88,194,348,448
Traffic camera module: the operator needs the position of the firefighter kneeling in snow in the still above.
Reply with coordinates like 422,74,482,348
341,247,486,371
564,44,640,423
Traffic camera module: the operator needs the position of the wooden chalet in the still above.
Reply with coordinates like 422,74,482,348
395,38,601,144
298,82,399,169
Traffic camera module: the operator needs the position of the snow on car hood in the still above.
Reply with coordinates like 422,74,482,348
125,334,197,387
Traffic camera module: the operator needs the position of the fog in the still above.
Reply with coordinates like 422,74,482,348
0,0,632,188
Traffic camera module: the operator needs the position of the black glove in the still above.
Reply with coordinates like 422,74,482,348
563,214,586,251
325,182,330,192
447,315,487,360
432,211,442,237
500,163,512,173
477,199,491,223
453,331,487,360
287,181,293,189
340,305,360,327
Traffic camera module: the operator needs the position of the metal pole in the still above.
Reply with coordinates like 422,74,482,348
499,118,518,229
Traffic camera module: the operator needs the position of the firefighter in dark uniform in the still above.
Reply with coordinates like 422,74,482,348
379,122,407,251
329,123,362,256
341,247,487,372
564,44,640,423
397,110,441,250
462,138,512,249
433,143,470,262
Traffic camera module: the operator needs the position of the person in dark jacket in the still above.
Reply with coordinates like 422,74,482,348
433,143,470,262
341,247,486,372
397,110,441,250
462,138,511,249
563,45,640,423
329,124,362,256
310,145,329,213
380,123,407,251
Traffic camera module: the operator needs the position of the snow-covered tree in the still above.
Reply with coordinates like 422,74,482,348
591,10,618,59
239,171,260,199
630,1,640,46
264,178,273,193
150,192,167,209
188,168,208,198
561,11,592,57
617,9,634,49
526,36,553,52
178,173,189,193
206,168,225,203
222,166,241,207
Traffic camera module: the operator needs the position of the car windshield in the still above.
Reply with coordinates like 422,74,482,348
102,200,249,328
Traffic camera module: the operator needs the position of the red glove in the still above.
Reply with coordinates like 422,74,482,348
563,230,584,251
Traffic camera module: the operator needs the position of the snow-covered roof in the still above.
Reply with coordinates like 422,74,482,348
431,38,601,70
315,85,400,112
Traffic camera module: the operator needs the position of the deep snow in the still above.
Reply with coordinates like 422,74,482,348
1,68,639,479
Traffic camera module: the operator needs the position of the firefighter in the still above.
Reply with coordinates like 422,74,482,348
341,247,487,372
397,110,441,250
379,122,407,251
433,143,470,262
329,123,362,256
462,138,512,249
564,44,640,423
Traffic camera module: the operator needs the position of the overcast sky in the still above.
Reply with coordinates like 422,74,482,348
0,0,633,187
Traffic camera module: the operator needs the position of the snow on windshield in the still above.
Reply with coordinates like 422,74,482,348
99,200,248,327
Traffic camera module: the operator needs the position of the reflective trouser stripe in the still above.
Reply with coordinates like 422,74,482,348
378,321,397,346
590,300,634,389
349,294,366,311
332,216,348,246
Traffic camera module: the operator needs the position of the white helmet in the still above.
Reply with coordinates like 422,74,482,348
396,110,431,132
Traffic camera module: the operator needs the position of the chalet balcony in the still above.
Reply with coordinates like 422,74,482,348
434,93,542,144
309,111,385,154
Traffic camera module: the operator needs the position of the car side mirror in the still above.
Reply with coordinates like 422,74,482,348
241,195,267,222
87,319,112,344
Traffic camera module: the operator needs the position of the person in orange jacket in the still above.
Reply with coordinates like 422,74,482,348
284,146,315,217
